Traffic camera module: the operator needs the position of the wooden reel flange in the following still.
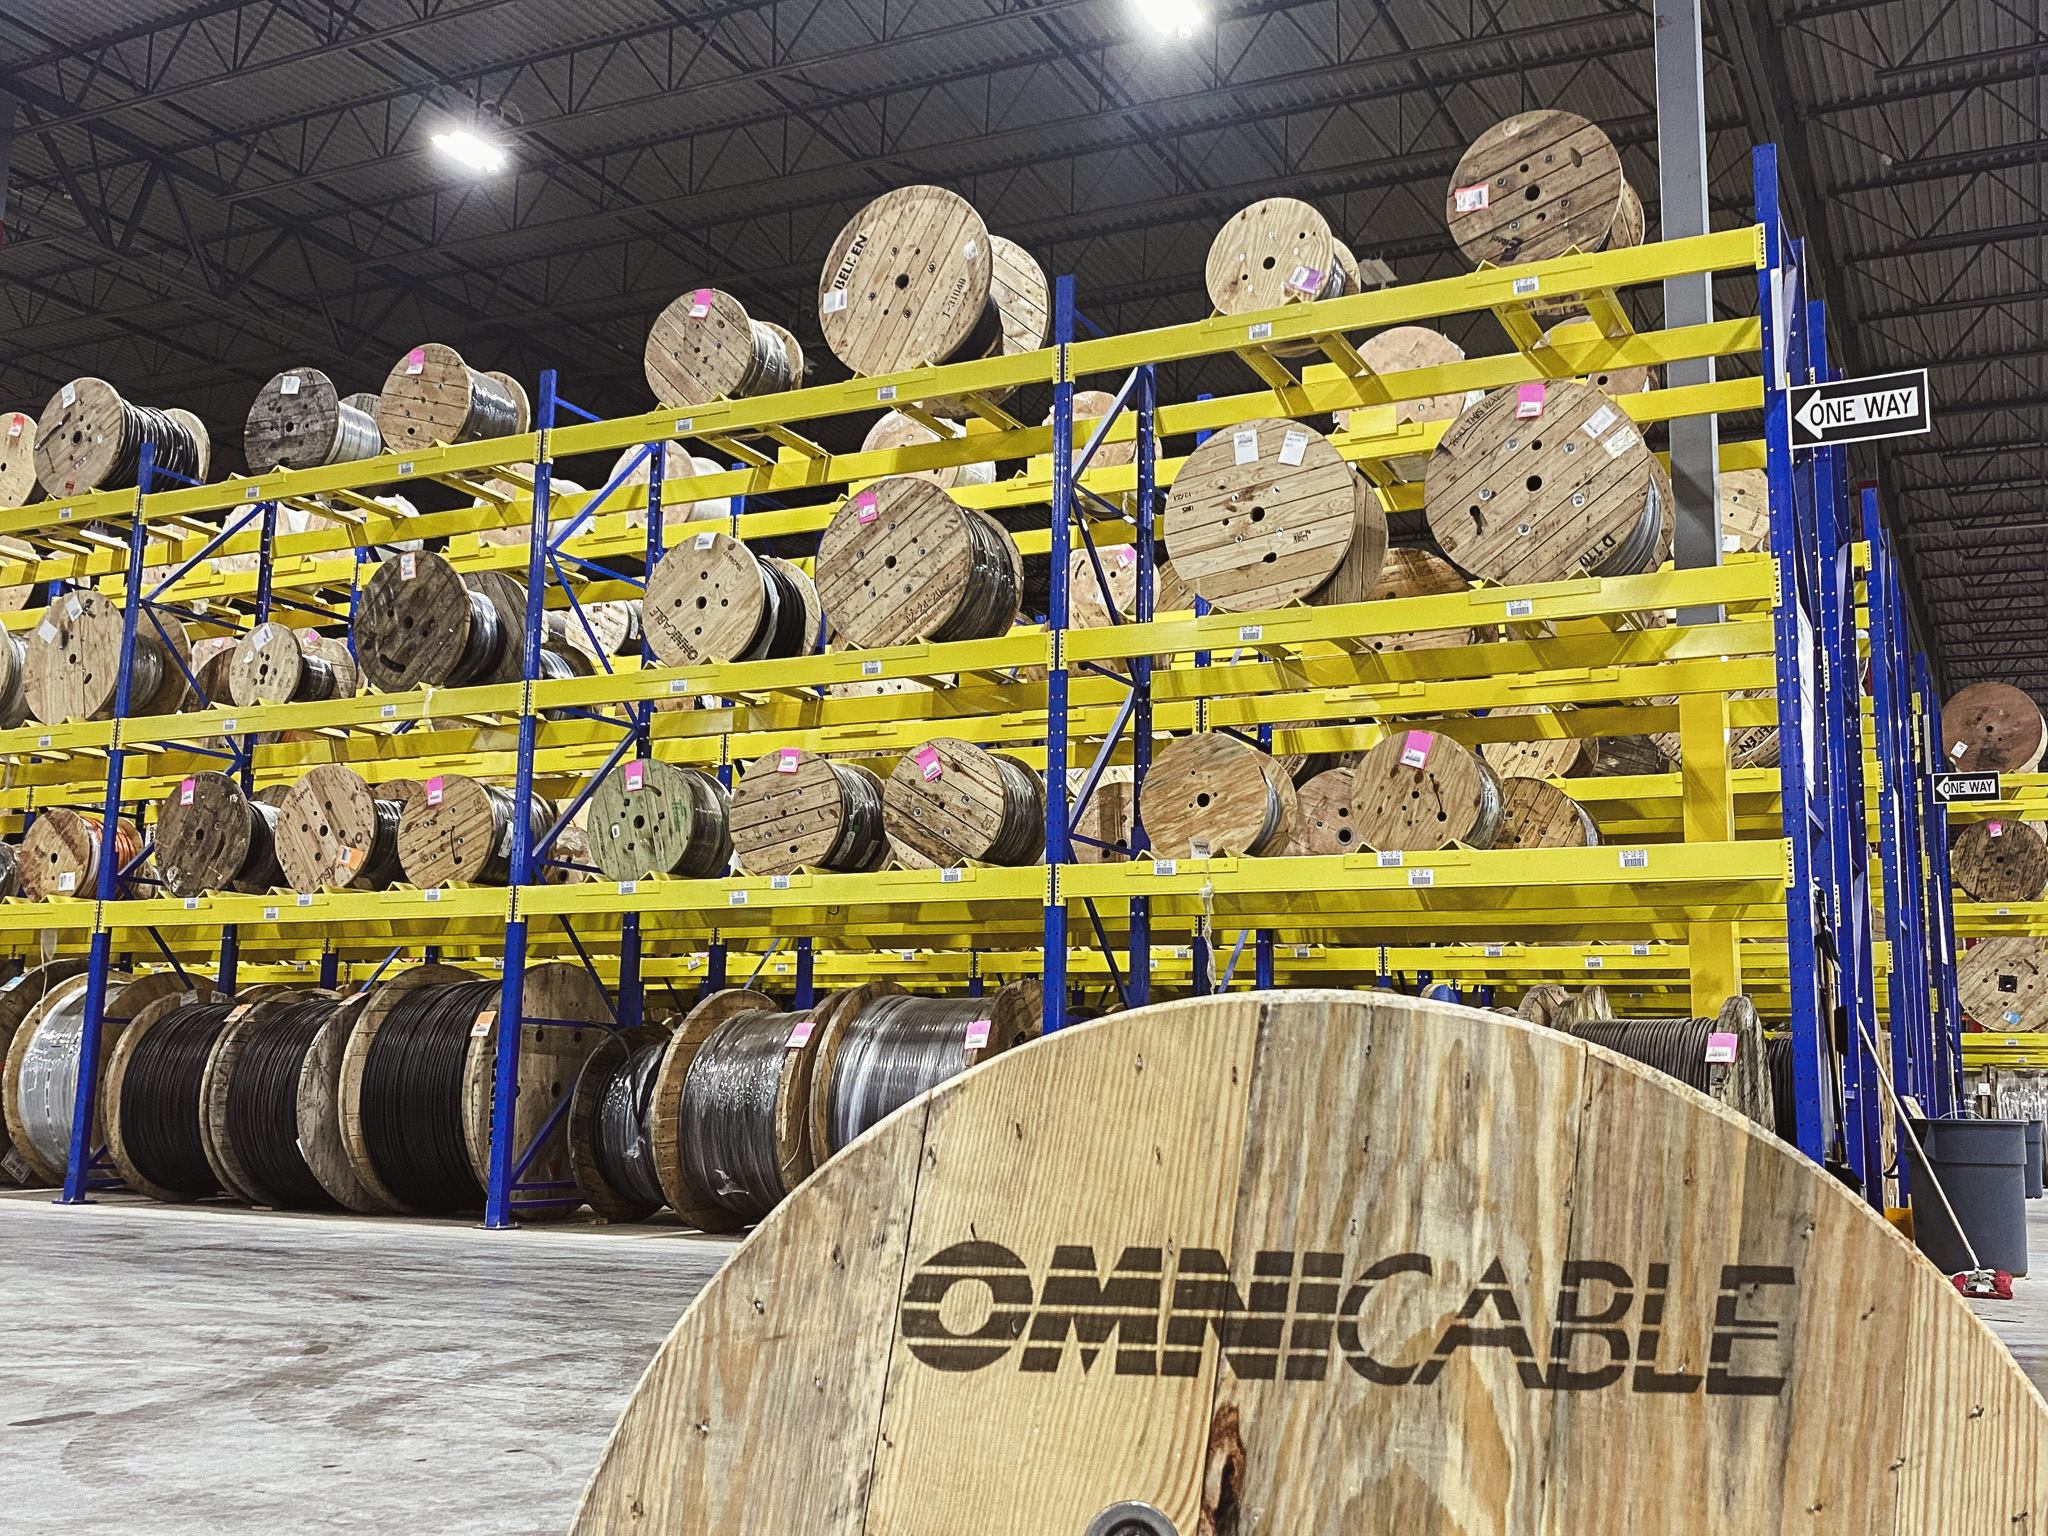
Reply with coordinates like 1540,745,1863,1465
1960,936,2048,1032
25,591,192,723
1940,682,2047,774
1163,417,1371,613
155,771,278,896
1447,110,1632,267
814,476,1022,649
0,410,38,509
730,750,888,878
1950,818,2048,903
1204,196,1339,316
374,342,521,452
573,990,2048,1536
586,757,733,883
1348,727,1504,851
1140,733,1297,859
1479,703,1590,781
1493,775,1600,849
1285,766,1359,856
275,764,402,893
244,367,382,471
352,550,526,692
1426,379,1671,587
882,736,1044,869
817,185,999,377
644,287,793,408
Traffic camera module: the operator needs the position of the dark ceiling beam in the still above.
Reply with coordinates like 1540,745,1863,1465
1831,138,2048,194
1864,288,2048,324
1848,218,2048,264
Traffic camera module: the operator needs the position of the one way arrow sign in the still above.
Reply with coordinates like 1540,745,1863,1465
1933,772,2001,804
1787,369,1931,449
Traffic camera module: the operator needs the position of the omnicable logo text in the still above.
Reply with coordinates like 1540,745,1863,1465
900,1241,1793,1397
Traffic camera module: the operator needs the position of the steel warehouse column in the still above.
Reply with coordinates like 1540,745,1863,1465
1915,654,1964,1114
61,446,157,1202
1255,720,1276,990
218,499,279,998
1755,145,1831,1163
615,437,669,1036
1657,0,1723,624
794,938,814,1009
1127,364,1157,1008
484,371,556,1229
1042,277,1076,1033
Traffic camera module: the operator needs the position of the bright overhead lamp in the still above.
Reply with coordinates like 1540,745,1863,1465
432,128,507,173
1133,0,1203,36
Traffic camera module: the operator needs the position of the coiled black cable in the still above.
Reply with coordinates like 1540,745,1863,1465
1767,1035,1797,1144
104,402,205,489
1570,1016,1722,1095
678,1008,804,1221
472,784,555,885
119,999,238,1196
359,979,496,1213
742,556,811,663
593,1038,668,1208
823,762,888,872
225,994,342,1209
356,796,407,888
826,994,996,1154
928,510,1020,644
235,798,284,891
445,588,506,687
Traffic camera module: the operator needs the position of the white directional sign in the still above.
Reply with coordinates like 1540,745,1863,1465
1787,369,1931,449
1933,772,2001,804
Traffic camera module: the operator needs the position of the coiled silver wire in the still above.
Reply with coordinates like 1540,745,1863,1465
15,984,93,1176
677,1008,804,1221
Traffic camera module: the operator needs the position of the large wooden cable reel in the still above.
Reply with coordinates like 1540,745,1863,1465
1959,935,2048,1032
1426,379,1669,587
644,287,793,408
1163,417,1371,613
925,234,1052,416
1494,775,1600,849
1204,197,1341,326
817,185,1001,378
586,757,733,883
1140,733,1297,859
573,990,2048,1536
882,736,1044,869
1478,703,1588,781
352,550,526,692
859,411,997,490
1356,546,1489,654
1940,682,2047,774
644,530,818,667
729,749,890,878
0,410,39,508
1950,817,2048,903
374,342,520,452
813,476,1022,649
1446,110,1633,268
25,591,192,723
1348,726,1503,851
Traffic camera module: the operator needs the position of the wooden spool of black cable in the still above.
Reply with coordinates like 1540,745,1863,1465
244,367,383,472
1446,110,1633,268
352,550,526,692
25,591,192,723
227,621,349,707
1493,775,1600,850
814,476,1021,650
567,1021,677,1224
1951,818,2048,903
33,378,206,497
1140,733,1297,859
1571,995,1776,1131
1164,417,1370,613
274,764,408,894
199,989,352,1211
645,287,796,408
758,322,807,390
644,530,821,667
155,772,285,897
1940,682,2047,774
817,186,1004,378
1348,726,1504,851
396,776,554,888
924,235,1052,415
1585,733,1670,778
0,411,40,509
1426,379,1671,587
882,737,1043,869
730,750,888,878
586,759,733,883
373,343,521,452
485,371,531,434
19,808,145,901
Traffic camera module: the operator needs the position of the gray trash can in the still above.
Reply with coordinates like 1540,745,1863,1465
2031,1121,2046,1200
1908,1118,2031,1275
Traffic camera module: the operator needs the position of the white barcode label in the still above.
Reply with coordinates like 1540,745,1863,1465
470,1009,496,1039
1238,624,1262,642
1631,942,1651,956
1722,533,1743,553
57,872,75,892
1248,321,1273,341
861,659,883,677
424,889,441,902
1619,848,1649,869
1512,275,1540,297
1583,404,1618,438
1505,598,1534,618
263,906,279,921
729,889,748,905
36,734,49,747
381,703,398,719
400,552,416,580
1408,868,1434,887
1585,955,1603,969
1485,943,1504,958
877,385,897,402
963,240,979,260
617,880,637,895
1376,850,1404,867
1232,429,1259,465
1153,858,1177,876
1189,837,1212,859
222,718,236,732
770,875,791,890
60,383,76,406
280,374,301,395
1278,430,1309,466
1453,183,1490,213
822,289,848,314
941,867,962,883
1293,945,1312,958
674,417,693,432
184,896,200,910
296,893,314,907
693,530,716,551
668,678,690,694
1602,427,1637,458
36,621,55,643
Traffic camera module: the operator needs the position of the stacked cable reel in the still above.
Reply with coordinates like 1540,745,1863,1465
374,343,522,453
1333,326,1476,479
274,765,417,894
859,411,997,491
610,441,735,527
1940,681,2047,774
644,528,821,667
1950,817,2048,903
352,549,528,693
33,378,208,498
201,988,359,1209
586,758,734,884
1444,110,1647,299
3,970,189,1187
1347,726,1504,851
25,590,194,724
1355,546,1497,654
243,367,384,472
1203,196,1373,359
730,749,889,878
1425,377,1671,588
813,476,1022,649
104,983,248,1202
1566,993,1777,1131
1958,936,2048,1033
154,771,286,897
0,959,90,1184
395,775,558,889
645,287,803,409
1139,733,1297,860
1163,416,1383,614
227,620,360,706
336,962,606,1218
18,808,147,901
882,737,1044,869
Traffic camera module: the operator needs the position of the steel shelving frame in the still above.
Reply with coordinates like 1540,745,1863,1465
8,142,1955,1220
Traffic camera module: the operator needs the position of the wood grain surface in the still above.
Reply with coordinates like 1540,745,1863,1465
1446,110,1628,267
817,185,995,376
1164,416,1360,612
1348,726,1503,850
1950,818,2048,903
1940,682,2047,774
1141,732,1296,858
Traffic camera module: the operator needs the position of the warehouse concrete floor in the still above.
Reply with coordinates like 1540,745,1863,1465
0,1191,733,1535
1968,1196,2048,1398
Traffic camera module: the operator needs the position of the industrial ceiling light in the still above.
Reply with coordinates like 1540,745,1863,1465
431,128,507,174
1133,0,1202,38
